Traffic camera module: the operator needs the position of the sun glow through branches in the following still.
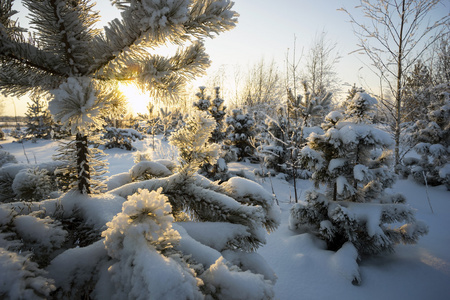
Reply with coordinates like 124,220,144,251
118,83,152,116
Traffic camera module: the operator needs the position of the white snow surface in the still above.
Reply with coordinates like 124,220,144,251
1,136,450,299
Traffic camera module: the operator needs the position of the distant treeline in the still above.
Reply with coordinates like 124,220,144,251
0,116,27,127
0,116,27,122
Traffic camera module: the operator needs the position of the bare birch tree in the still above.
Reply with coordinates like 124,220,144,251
340,0,449,168
304,31,341,98
241,58,284,113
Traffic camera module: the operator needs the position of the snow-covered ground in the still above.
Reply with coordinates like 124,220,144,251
1,136,449,300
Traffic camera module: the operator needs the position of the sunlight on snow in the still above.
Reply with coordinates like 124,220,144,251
420,250,450,276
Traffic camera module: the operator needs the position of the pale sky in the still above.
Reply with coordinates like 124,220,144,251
2,0,448,116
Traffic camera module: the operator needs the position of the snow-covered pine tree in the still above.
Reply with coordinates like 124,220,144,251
0,0,238,194
105,110,281,298
285,83,331,201
24,94,53,141
403,61,433,123
0,149,16,167
9,110,279,298
409,82,450,189
193,86,211,112
291,91,428,283
225,108,256,161
210,87,227,143
169,110,221,175
102,127,144,151
0,159,64,203
193,86,227,143
192,86,229,180
256,109,291,176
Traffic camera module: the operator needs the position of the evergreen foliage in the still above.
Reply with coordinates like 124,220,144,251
11,167,54,201
53,136,108,194
287,81,332,129
409,82,450,189
0,160,63,203
102,127,144,151
0,149,17,167
402,61,433,123
24,94,54,141
0,0,238,194
102,188,203,300
0,106,280,298
255,110,291,175
169,110,220,174
290,91,428,282
225,108,256,161
193,86,227,143
193,86,229,180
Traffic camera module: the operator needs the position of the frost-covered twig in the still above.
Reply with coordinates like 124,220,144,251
422,171,434,214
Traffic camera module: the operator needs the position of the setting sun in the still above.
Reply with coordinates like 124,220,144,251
118,83,152,116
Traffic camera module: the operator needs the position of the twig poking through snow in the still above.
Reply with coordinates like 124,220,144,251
422,171,434,214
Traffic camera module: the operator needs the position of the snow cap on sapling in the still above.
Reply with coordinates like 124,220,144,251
49,77,106,135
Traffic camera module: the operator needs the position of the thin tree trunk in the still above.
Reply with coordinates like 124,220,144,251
76,133,90,194
395,0,406,169
292,148,298,203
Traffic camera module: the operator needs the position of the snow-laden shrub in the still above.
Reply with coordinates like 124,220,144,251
103,111,280,297
0,149,17,167
256,114,290,175
225,108,257,161
9,127,26,142
0,205,66,299
193,86,227,143
12,168,53,201
291,91,428,283
407,82,450,190
101,127,144,151
169,111,220,173
1,107,278,299
101,188,203,300
193,87,230,181
0,162,63,203
200,256,274,300
14,213,67,254
0,206,67,263
0,248,55,299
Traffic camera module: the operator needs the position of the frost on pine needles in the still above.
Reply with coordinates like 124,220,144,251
169,110,220,173
102,188,203,300
12,168,53,201
291,91,428,283
49,77,106,135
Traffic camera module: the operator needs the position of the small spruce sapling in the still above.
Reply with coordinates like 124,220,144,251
290,91,428,283
24,94,54,141
409,83,450,190
255,109,291,176
193,87,229,180
102,127,144,151
225,108,257,161
169,110,221,175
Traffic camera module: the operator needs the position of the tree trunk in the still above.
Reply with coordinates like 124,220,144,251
395,0,406,169
76,133,91,194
